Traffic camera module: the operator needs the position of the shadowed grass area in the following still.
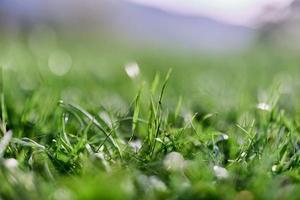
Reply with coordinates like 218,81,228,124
1,37,300,200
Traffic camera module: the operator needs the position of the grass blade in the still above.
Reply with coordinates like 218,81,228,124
59,101,122,156
0,130,12,157
132,85,143,136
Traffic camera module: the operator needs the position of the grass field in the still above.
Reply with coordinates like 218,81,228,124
1,37,300,200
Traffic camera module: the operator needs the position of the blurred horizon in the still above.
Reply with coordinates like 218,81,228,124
0,0,300,54
125,0,293,26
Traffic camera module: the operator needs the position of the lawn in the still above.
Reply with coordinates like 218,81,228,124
1,37,300,200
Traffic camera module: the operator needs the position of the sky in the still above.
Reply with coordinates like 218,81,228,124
125,0,294,26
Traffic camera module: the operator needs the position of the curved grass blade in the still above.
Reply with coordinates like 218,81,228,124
11,137,46,150
59,101,122,156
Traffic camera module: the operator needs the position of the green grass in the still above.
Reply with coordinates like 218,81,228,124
1,37,300,200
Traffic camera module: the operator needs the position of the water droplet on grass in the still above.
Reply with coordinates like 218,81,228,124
4,158,18,169
64,113,69,123
256,102,271,111
213,165,229,179
221,134,229,140
241,152,247,158
217,133,229,143
163,152,185,171
124,62,140,78
272,165,278,172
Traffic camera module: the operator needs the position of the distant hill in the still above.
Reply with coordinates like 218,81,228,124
111,1,255,52
0,0,256,53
